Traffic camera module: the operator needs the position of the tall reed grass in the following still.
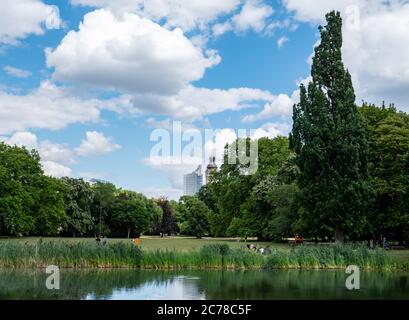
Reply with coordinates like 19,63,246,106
140,244,265,270
0,240,142,268
265,244,395,270
0,241,405,270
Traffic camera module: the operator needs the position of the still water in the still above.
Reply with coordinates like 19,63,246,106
0,269,408,300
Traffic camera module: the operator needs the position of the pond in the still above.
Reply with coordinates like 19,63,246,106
0,269,408,300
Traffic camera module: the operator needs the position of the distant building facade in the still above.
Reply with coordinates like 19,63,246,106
183,165,203,196
205,156,218,184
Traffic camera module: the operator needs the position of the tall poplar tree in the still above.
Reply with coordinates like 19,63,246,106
290,11,370,242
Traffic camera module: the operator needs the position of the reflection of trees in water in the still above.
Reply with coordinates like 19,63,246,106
0,270,407,300
0,270,173,300
194,270,409,300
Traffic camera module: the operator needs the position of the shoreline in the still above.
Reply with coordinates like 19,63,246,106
1,241,408,271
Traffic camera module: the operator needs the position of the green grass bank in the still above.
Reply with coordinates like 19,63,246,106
0,240,407,271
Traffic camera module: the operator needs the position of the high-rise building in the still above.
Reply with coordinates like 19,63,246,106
206,156,218,184
183,165,203,196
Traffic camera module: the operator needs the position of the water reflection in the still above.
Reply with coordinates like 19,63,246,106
0,269,408,300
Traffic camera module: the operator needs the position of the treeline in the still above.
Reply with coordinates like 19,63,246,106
1,104,407,241
1,11,408,244
193,103,409,243
192,12,409,245
0,143,178,238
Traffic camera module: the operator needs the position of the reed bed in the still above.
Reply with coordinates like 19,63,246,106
0,241,405,270
0,240,142,268
140,244,265,270
265,244,395,270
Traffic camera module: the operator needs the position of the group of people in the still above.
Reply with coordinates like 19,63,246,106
246,244,271,255
95,235,108,245
369,236,390,250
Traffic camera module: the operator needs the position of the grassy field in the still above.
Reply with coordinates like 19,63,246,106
1,237,408,270
1,238,407,270
4,236,288,252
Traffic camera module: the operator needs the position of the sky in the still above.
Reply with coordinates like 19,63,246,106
1,0,409,200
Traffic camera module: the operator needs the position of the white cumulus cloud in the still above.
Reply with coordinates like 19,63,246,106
0,0,61,45
76,131,121,156
0,81,102,135
283,0,409,110
4,66,32,78
70,0,242,32
1,131,74,177
46,9,220,95
132,85,275,121
231,0,274,33
241,91,298,122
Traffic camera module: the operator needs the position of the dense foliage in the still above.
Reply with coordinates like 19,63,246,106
0,11,408,246
0,143,161,238
199,11,409,245
290,11,371,242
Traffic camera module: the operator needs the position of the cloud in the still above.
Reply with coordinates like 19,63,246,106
2,130,122,177
1,131,74,177
39,141,76,165
251,122,291,139
138,186,183,200
231,0,274,33
3,131,38,149
144,123,287,194
77,171,107,181
283,0,369,23
70,0,242,32
144,155,202,190
204,128,237,164
0,81,136,135
277,36,289,48
41,161,72,177
76,131,121,156
145,117,199,131
0,81,103,135
4,66,32,78
283,0,409,110
212,22,234,37
241,91,298,122
0,0,61,45
46,9,220,95
132,85,275,121
144,126,238,190
212,0,274,36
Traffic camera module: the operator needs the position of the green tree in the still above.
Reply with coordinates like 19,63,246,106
360,106,409,243
113,191,151,238
0,143,42,235
208,136,292,238
290,11,371,242
178,196,210,238
157,197,179,236
61,177,94,237
403,152,409,245
34,176,67,236
91,180,117,236
145,198,163,235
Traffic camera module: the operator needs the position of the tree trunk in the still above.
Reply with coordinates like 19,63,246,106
335,225,345,243
127,228,131,239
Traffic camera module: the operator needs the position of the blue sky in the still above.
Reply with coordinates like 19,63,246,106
1,0,409,199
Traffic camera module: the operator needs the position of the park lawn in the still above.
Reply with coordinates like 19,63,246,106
1,236,408,261
388,249,409,263
0,236,286,252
